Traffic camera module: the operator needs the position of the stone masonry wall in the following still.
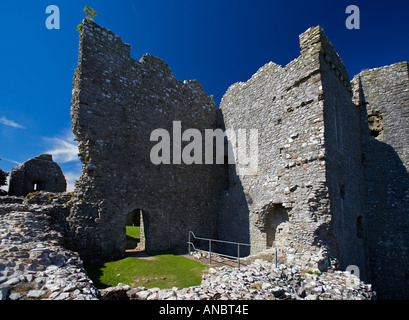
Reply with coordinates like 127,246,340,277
0,192,99,300
219,26,347,272
352,62,409,299
219,27,371,280
69,20,222,261
318,30,370,281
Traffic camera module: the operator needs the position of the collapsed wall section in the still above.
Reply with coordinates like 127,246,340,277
69,20,221,261
352,62,409,299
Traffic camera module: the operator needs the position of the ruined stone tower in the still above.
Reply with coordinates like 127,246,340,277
69,20,223,261
69,20,409,299
219,26,369,279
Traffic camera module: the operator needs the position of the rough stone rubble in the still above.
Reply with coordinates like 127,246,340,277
0,193,375,300
0,194,99,300
101,259,375,301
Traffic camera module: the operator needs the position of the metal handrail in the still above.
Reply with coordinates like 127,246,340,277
188,231,279,268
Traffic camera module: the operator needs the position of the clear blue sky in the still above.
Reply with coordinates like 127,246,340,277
1,0,408,191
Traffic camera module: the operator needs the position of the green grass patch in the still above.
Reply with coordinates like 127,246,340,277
126,226,140,241
84,252,208,290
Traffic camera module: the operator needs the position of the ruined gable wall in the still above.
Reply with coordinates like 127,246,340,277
352,62,409,299
69,20,222,261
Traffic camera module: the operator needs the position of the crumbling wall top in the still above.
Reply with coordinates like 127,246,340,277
69,19,221,261
300,26,351,93
80,19,131,56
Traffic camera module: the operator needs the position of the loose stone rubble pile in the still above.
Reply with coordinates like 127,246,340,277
0,193,99,300
0,192,375,300
101,258,375,300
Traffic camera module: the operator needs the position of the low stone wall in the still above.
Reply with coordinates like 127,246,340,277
0,193,98,300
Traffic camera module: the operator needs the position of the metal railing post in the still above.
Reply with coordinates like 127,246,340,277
188,231,191,255
187,231,285,270
237,243,240,269
209,239,212,265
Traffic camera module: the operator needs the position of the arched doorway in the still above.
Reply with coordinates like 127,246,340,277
265,204,290,248
255,203,290,250
125,209,149,253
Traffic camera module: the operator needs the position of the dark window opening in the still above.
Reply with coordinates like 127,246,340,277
32,181,45,192
357,216,364,239
361,153,366,164
340,184,345,199
370,129,380,138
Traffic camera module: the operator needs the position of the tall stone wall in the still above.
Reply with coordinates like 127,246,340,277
69,20,222,261
352,62,409,299
317,29,370,280
218,49,328,265
218,26,369,274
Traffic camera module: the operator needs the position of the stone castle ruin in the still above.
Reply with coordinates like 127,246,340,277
8,154,66,196
68,20,409,299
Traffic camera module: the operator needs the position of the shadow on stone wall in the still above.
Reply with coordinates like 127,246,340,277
213,109,250,258
361,134,409,299
359,85,409,299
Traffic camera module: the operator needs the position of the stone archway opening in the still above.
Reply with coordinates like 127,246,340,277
125,209,149,253
265,204,290,248
255,203,290,249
